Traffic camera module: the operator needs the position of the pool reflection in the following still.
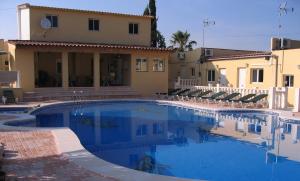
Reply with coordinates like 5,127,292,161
28,102,300,180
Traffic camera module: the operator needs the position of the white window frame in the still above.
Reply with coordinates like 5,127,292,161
129,23,139,35
207,69,215,82
136,58,148,72
191,67,195,76
46,15,58,28
251,68,264,83
153,58,165,72
88,18,100,31
136,124,147,136
283,75,294,87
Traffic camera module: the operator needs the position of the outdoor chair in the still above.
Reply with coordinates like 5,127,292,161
215,92,241,102
213,92,241,105
181,89,202,101
242,94,268,108
200,91,227,103
172,89,190,100
191,90,213,102
155,88,180,99
229,94,256,107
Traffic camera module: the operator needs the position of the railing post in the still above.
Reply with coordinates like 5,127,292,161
216,83,220,92
269,87,276,109
175,76,181,89
281,87,288,109
294,88,300,112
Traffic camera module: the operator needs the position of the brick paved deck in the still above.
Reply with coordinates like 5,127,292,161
0,131,118,181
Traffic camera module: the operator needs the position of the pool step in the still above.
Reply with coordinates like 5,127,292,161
23,87,141,102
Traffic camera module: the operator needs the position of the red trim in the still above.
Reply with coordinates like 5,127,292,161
8,40,173,52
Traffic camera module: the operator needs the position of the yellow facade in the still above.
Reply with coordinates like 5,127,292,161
169,48,261,87
18,4,152,46
0,4,171,99
7,44,170,96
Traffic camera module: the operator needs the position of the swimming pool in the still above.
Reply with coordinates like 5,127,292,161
0,107,29,114
7,101,300,180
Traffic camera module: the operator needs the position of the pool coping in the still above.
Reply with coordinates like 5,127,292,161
0,99,299,181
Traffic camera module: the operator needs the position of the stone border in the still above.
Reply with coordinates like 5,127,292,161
0,99,299,181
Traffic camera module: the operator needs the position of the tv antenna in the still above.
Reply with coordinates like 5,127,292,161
202,19,215,48
278,1,294,37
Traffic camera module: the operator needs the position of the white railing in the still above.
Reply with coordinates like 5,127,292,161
269,87,288,110
174,77,200,89
294,88,300,112
174,77,290,110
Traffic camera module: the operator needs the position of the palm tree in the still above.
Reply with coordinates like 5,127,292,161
170,31,197,51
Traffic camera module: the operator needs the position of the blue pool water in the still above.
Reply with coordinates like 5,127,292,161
0,107,29,114
7,101,300,181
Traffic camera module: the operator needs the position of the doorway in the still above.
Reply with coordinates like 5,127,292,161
100,54,131,86
238,68,246,88
219,69,228,86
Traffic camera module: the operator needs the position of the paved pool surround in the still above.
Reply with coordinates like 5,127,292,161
0,99,299,181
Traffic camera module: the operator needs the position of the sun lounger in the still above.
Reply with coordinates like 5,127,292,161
201,91,227,101
242,94,268,108
172,89,190,100
229,94,256,103
181,90,203,101
215,92,241,102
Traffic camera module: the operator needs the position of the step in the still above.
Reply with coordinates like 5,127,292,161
23,87,140,102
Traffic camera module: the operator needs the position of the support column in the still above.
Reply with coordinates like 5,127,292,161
62,52,69,89
269,87,276,109
93,53,100,89
294,88,300,112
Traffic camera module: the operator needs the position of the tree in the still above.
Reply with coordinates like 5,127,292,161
143,5,150,16
170,31,197,51
143,0,166,48
157,31,166,48
149,0,157,47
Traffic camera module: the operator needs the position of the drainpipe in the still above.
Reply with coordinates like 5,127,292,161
272,54,279,87
275,56,278,87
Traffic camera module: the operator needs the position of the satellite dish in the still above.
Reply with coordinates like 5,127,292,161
40,18,51,29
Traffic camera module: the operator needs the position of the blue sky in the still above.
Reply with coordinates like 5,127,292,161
0,0,299,51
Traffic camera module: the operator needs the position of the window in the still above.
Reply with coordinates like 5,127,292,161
207,70,215,82
153,123,164,135
136,58,147,72
191,68,195,76
284,123,292,134
153,59,164,72
46,15,58,28
252,69,264,83
88,19,99,31
284,75,294,87
129,23,139,34
136,124,147,136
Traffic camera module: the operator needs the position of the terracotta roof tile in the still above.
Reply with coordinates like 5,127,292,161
18,3,153,19
207,52,272,61
8,40,173,52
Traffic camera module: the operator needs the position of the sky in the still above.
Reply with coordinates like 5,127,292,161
0,0,299,51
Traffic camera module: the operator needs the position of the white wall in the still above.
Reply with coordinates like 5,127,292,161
19,8,30,40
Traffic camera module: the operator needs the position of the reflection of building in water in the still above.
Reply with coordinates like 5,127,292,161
212,112,300,163
83,106,170,170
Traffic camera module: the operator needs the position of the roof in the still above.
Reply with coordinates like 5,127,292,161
18,3,153,19
8,40,173,52
207,52,272,61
